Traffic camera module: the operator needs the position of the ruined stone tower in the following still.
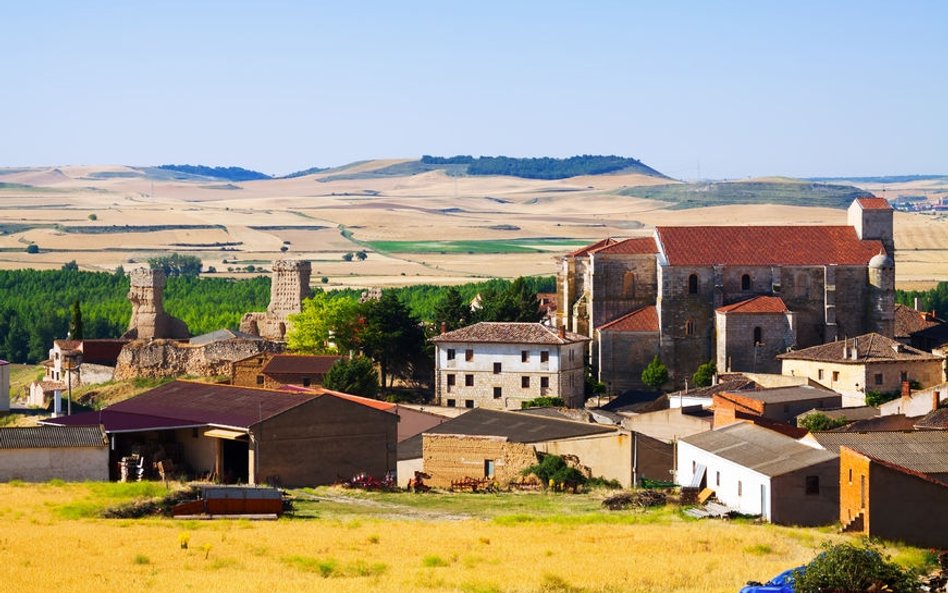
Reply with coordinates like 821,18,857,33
240,259,312,341
122,268,190,340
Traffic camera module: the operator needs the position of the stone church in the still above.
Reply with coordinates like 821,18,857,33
556,198,896,393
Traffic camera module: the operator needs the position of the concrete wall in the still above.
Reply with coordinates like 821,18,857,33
537,431,633,487
253,395,397,487
0,446,108,482
423,434,538,487
769,459,840,526
782,358,945,405
879,383,947,417
677,440,773,519
173,428,218,476
716,311,795,374
621,408,711,443
396,457,424,486
596,329,659,395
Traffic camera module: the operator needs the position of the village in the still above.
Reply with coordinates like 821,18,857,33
0,195,945,578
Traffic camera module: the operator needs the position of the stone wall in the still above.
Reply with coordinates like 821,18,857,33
716,310,795,374
589,253,657,333
240,259,312,341
114,339,282,380
423,434,538,487
122,268,190,339
596,329,659,394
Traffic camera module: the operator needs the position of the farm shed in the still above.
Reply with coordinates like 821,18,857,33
0,426,108,482
44,381,396,487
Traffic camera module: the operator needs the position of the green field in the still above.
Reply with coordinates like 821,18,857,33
620,181,871,209
366,238,591,254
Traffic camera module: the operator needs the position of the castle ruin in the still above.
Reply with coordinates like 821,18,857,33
122,268,190,340
240,259,312,341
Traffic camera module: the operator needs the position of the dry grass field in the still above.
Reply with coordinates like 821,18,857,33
0,482,931,593
1,163,946,289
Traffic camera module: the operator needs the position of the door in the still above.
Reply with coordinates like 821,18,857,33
484,459,495,479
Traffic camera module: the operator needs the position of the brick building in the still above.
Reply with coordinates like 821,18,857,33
712,385,842,426
557,197,897,391
430,322,589,410
232,352,343,389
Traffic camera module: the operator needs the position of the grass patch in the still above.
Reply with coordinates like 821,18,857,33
132,554,150,565
282,555,337,577
422,554,450,568
281,555,386,578
620,180,870,209
53,481,174,519
744,544,774,556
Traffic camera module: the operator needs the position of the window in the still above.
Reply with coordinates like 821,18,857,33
521,376,530,388
540,376,549,389
875,373,883,386
446,399,456,407
818,369,824,381
738,481,743,497
465,349,474,362
692,461,696,473
465,374,474,387
465,400,475,409
715,471,720,487
753,326,762,345
848,468,852,484
521,350,529,363
741,274,751,290
540,351,549,363
685,319,695,336
832,371,839,382
493,387,502,399
623,271,636,297
256,374,264,385
806,476,820,495
447,348,456,360
484,459,495,479
447,374,456,390
302,377,311,387
688,274,698,294
493,362,502,374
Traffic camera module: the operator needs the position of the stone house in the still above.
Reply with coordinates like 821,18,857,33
879,381,947,417
712,385,842,426
430,322,589,410
232,352,342,389
677,422,840,526
558,197,897,390
778,332,945,406
44,380,397,487
0,426,108,482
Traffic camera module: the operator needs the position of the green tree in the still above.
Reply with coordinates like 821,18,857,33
432,286,470,332
323,356,379,398
286,292,361,354
641,356,669,390
25,244,39,254
506,276,543,322
359,291,426,388
524,454,587,488
798,412,850,432
148,253,202,278
69,300,84,340
62,260,79,272
355,250,368,261
87,213,97,221
342,252,354,262
691,360,716,388
794,540,920,593
866,390,900,407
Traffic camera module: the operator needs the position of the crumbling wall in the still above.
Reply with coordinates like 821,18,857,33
114,339,282,380
122,268,190,340
240,259,312,341
423,434,538,488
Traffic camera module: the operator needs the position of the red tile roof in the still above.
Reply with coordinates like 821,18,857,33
430,322,589,345
567,238,617,257
716,296,789,315
597,306,659,332
655,226,883,266
778,332,942,363
856,197,892,210
589,237,658,255
894,304,942,338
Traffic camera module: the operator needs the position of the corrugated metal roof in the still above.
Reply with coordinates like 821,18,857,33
0,426,107,449
812,431,948,474
719,385,838,405
681,423,837,477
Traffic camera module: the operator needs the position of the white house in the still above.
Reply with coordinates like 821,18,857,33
676,423,839,526
879,381,947,417
430,322,590,410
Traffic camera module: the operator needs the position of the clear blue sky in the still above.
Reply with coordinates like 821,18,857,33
1,1,945,179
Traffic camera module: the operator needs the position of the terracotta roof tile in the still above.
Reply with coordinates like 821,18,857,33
597,306,659,332
656,226,883,266
777,332,942,363
717,296,788,314
915,408,948,431
430,322,589,345
856,197,893,210
589,237,657,255
894,304,942,338
567,238,617,257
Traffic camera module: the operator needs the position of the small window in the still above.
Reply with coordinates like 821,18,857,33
447,374,456,387
738,481,743,497
302,377,311,387
465,374,474,387
688,274,698,294
446,399,456,407
493,362,502,374
484,459,495,478
540,351,549,363
692,461,696,473
521,350,529,363
848,468,853,484
447,348,456,360
832,371,839,382
465,349,474,362
741,274,751,290
465,400,474,409
256,374,264,385
818,369,824,380
875,373,883,385
806,476,820,495
521,376,530,388
715,471,720,487
540,376,549,389
685,320,695,336
493,387,502,399
753,326,762,345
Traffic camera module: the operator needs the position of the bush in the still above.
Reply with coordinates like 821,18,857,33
521,396,564,409
691,360,715,388
866,390,900,407
795,540,920,593
524,454,587,488
798,412,849,432
25,244,39,254
342,252,354,262
641,355,668,390
88,213,97,221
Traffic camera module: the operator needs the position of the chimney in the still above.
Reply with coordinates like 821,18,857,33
935,390,942,412
851,339,859,360
901,381,911,399
914,297,920,311
558,325,566,339
440,322,447,335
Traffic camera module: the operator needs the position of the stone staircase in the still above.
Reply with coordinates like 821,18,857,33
840,511,864,533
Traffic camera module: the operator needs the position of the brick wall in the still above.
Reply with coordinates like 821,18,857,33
423,434,538,487
839,447,871,530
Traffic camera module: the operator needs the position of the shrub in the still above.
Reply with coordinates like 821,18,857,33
866,390,900,407
524,454,587,488
641,355,668,389
25,244,39,254
691,360,715,388
87,213,97,221
521,396,564,409
321,276,329,283
342,252,354,262
794,540,920,593
422,554,450,568
798,412,849,432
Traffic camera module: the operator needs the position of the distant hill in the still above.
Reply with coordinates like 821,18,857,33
806,175,948,184
317,155,666,182
620,180,872,210
280,165,330,179
156,164,271,182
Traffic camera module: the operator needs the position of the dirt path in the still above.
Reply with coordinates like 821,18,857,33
291,491,474,521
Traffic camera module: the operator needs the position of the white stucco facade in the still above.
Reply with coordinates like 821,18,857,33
677,439,773,519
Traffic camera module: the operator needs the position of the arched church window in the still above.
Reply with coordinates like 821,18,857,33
688,274,698,294
742,274,751,291
753,326,762,345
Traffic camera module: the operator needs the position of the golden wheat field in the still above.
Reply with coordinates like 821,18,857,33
0,482,931,593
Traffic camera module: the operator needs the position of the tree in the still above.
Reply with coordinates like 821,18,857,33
692,360,716,388
286,292,361,354
113,265,125,277
358,291,426,388
25,244,39,254
794,540,920,593
87,213,97,221
798,412,850,432
69,300,84,340
524,454,587,488
506,276,543,322
342,252,354,262
61,260,79,272
148,253,202,278
866,390,900,407
432,286,470,332
280,245,288,252
323,357,380,398
355,250,368,261
641,356,669,390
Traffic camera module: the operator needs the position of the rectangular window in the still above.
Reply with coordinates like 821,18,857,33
832,371,839,382
818,369,824,380
715,471,720,487
484,459,495,478
848,468,852,484
540,376,549,390
540,351,549,363
465,374,474,387
465,349,474,362
875,373,884,386
738,481,743,497
465,400,475,409
446,399,456,407
493,362,502,374
521,376,530,388
446,348,456,360
493,387,502,399
805,476,820,495
521,350,529,363
446,374,456,390
302,377,311,387
256,374,264,385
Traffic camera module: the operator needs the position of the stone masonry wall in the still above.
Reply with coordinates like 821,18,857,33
114,339,282,380
423,434,538,488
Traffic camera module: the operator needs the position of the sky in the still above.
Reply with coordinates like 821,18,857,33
1,1,946,179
